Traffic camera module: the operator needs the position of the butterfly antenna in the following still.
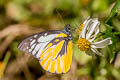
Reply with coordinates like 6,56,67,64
56,9,65,26
71,21,79,32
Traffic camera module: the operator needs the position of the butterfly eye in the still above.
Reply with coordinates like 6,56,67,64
65,24,71,32
67,27,71,31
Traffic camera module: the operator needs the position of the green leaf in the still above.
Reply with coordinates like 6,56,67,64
106,0,120,26
102,25,117,63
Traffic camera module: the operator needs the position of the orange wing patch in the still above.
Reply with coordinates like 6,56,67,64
66,40,72,72
44,58,52,70
62,40,72,73
50,60,56,73
39,40,65,73
39,39,72,74
52,40,65,59
40,52,52,66
40,48,52,60
56,33,68,38
56,56,62,73
62,54,67,73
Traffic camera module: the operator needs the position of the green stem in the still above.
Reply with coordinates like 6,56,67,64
0,51,11,78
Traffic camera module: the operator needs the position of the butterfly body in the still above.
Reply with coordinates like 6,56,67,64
18,24,72,74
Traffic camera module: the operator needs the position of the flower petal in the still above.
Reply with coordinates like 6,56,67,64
80,17,91,38
86,18,100,40
90,48,104,56
88,26,99,42
83,16,90,24
91,38,112,48
86,48,96,57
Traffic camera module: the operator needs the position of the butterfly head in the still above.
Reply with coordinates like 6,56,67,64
64,24,71,32
64,24,72,40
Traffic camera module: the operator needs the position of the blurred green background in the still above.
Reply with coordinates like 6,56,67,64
0,0,120,80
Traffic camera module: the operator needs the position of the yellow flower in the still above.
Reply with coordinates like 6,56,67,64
77,17,112,56
0,62,3,69
0,62,4,78
0,52,11,79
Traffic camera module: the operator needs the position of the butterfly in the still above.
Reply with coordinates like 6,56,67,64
18,24,73,74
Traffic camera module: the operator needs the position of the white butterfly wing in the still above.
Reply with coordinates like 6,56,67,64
18,30,72,74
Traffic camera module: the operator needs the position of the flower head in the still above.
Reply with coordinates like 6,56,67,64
77,17,112,56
